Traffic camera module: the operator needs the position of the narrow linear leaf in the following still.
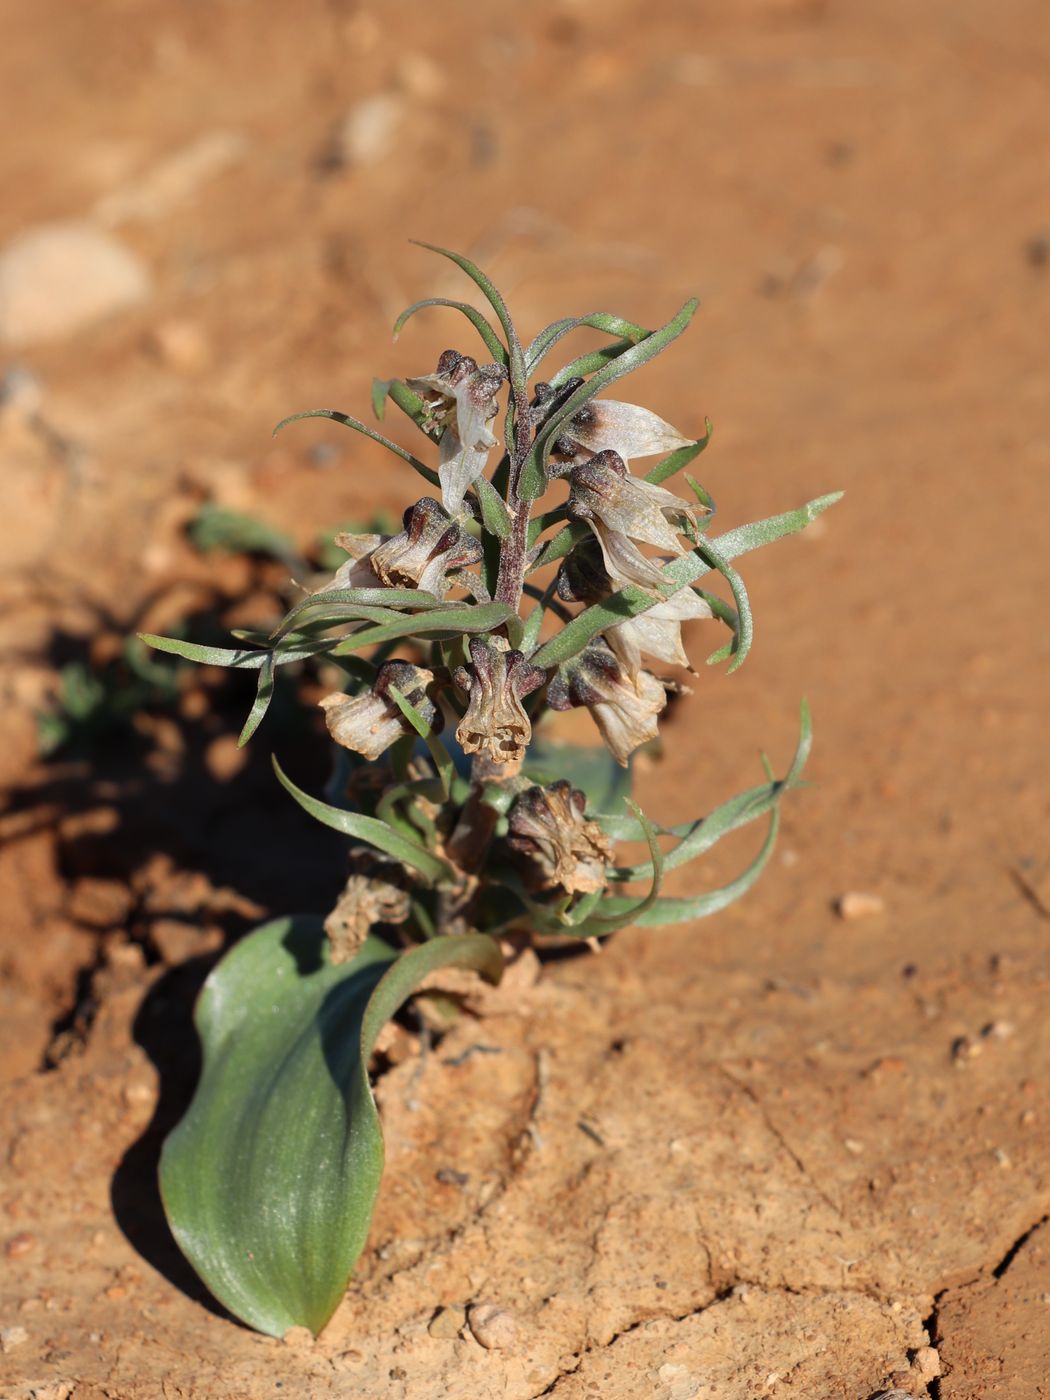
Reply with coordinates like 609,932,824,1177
567,800,664,937
643,420,713,485
526,311,651,377
139,632,335,671
160,917,502,1338
328,600,514,656
412,242,526,399
393,297,508,366
520,298,700,500
530,490,839,667
527,520,591,572
273,409,439,489
238,654,275,747
610,803,783,927
387,686,455,799
272,757,453,885
610,700,812,881
471,473,513,541
690,534,752,674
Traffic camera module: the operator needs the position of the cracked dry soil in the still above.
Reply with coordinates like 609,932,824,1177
1,0,1049,1396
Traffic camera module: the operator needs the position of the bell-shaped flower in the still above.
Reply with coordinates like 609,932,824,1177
551,397,693,468
557,541,712,682
568,449,699,552
507,780,613,896
547,642,668,767
321,498,483,599
319,660,440,761
407,350,506,512
453,637,546,766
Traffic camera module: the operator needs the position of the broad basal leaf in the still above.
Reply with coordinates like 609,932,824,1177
160,918,503,1338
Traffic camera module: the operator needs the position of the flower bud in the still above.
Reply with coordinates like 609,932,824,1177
508,781,613,896
453,638,546,765
547,642,668,767
319,660,439,761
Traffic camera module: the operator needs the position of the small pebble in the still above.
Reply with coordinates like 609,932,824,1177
951,1035,981,1064
0,222,151,345
835,891,885,920
333,94,405,167
5,1232,36,1259
428,1305,465,1340
981,1020,1015,1040
282,1325,314,1348
466,1301,517,1350
0,1325,28,1352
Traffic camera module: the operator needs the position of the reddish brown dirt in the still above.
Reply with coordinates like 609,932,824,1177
1,1,1048,1396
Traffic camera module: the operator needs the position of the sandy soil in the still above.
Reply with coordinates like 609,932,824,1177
1,1,1048,1396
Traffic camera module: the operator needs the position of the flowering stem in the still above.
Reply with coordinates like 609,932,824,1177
493,383,533,611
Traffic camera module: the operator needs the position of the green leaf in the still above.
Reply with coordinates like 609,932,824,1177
523,738,633,813
272,757,454,885
527,520,590,573
238,654,275,746
643,420,713,486
139,632,334,670
568,800,664,936
160,917,503,1337
328,600,514,656
393,297,508,366
386,686,455,799
269,588,451,650
690,534,753,674
610,700,812,881
471,473,513,541
273,409,440,489
529,490,840,668
412,243,526,401
519,298,700,500
525,311,651,377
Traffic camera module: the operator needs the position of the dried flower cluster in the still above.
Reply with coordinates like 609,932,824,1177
147,244,835,955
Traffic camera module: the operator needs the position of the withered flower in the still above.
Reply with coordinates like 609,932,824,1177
508,781,613,896
552,397,694,468
557,541,712,682
568,449,699,552
324,847,412,965
408,350,507,512
547,642,669,767
321,497,483,599
320,660,440,761
453,637,546,765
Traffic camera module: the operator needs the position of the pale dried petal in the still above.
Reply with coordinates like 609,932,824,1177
320,661,437,761
588,519,669,589
407,350,504,512
324,870,411,965
563,398,693,463
546,643,668,766
606,588,713,680
590,668,667,765
437,428,490,514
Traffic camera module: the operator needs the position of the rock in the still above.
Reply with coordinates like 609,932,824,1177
4,1232,36,1259
466,1301,518,1350
94,131,249,226
428,1305,466,1340
0,223,151,346
333,94,405,167
1,1325,28,1352
145,319,210,373
834,890,885,920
